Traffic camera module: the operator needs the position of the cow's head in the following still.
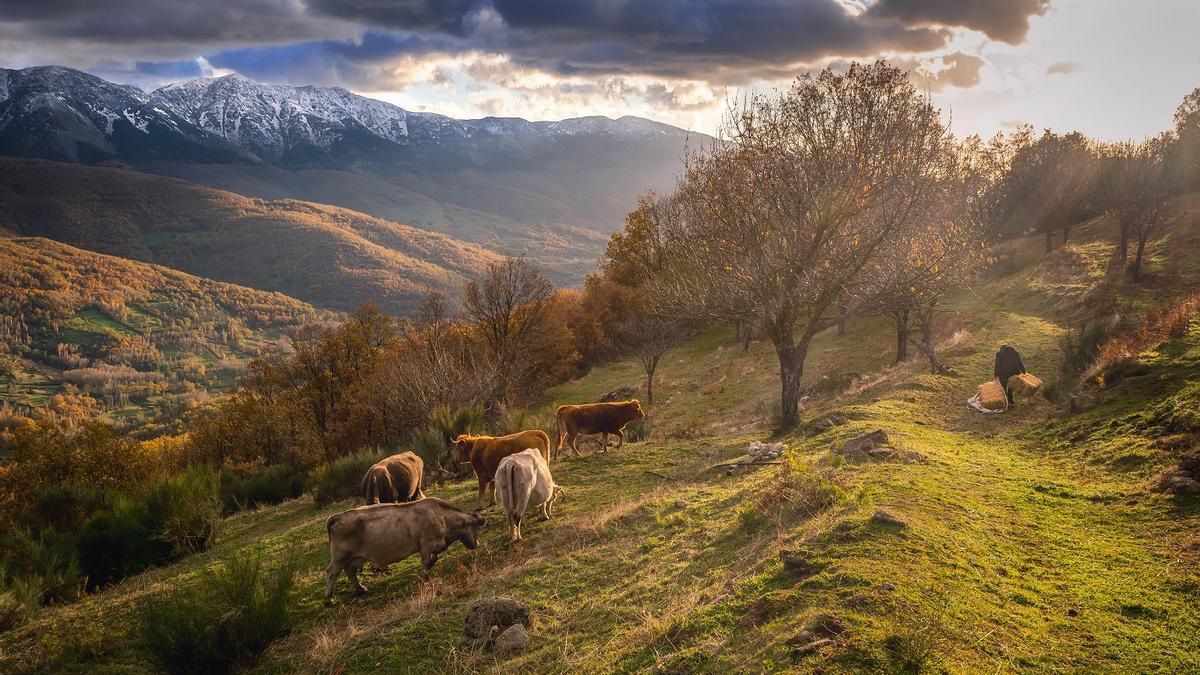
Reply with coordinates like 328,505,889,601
453,434,475,463
460,512,488,549
625,399,646,421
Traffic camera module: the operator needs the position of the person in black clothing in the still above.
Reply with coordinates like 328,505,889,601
993,344,1026,405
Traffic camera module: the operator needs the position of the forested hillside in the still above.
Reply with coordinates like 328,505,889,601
0,158,502,313
0,236,331,437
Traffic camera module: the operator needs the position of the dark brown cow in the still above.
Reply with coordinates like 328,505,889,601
360,451,426,504
555,400,646,458
453,429,551,509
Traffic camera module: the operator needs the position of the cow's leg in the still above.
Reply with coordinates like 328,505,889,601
476,479,488,510
614,429,625,449
601,432,610,451
324,559,344,605
346,564,368,596
540,500,550,521
488,480,497,505
569,431,581,456
420,539,443,578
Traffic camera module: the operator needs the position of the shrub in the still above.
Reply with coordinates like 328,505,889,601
138,550,299,674
77,469,219,589
0,528,85,607
220,464,309,515
145,469,220,557
311,450,379,505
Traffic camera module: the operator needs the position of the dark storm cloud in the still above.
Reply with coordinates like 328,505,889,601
0,0,1050,88
868,0,1050,44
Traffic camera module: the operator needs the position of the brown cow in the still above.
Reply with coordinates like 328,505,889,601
454,429,551,509
555,400,646,458
360,451,426,504
323,498,485,604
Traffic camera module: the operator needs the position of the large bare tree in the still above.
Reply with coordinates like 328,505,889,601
1098,138,1174,280
463,257,553,406
656,62,950,428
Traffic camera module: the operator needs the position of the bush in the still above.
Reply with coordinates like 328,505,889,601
220,464,309,515
145,469,220,557
77,469,219,589
0,528,85,607
311,450,379,505
138,550,299,674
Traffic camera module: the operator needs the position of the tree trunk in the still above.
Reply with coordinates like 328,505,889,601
894,310,909,364
837,303,848,336
1131,234,1148,280
1062,223,1070,246
1118,222,1129,262
645,356,658,405
1045,228,1054,253
774,333,812,430
742,324,753,352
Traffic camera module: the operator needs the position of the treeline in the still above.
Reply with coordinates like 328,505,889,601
184,258,662,471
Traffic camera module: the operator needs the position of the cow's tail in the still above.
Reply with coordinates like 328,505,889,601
554,406,566,455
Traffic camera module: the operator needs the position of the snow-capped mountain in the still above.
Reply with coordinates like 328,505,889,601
0,66,251,163
0,65,694,169
148,73,690,162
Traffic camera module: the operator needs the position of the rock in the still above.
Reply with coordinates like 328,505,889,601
464,598,532,640
780,550,824,577
599,386,636,402
877,582,895,592
870,510,906,528
844,594,869,608
791,638,834,658
806,414,849,436
1158,471,1200,495
493,623,530,653
674,500,687,508
807,613,847,637
836,430,889,457
943,367,961,378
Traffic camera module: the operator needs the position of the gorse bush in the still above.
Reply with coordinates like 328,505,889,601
0,528,85,608
411,404,485,473
138,550,299,674
220,464,309,515
312,450,379,505
77,469,219,589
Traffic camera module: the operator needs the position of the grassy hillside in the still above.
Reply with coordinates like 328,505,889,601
0,236,331,437
3,217,1200,672
0,158,503,314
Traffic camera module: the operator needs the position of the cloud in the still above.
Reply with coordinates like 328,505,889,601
1045,61,1083,76
868,0,1050,44
909,52,986,91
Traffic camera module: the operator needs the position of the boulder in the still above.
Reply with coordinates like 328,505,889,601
806,414,849,436
599,386,635,402
493,623,530,653
464,597,532,640
1158,471,1200,495
836,430,888,457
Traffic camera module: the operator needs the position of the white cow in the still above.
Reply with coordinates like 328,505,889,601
494,447,564,541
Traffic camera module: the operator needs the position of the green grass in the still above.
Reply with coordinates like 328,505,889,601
61,307,141,340
5,223,1200,672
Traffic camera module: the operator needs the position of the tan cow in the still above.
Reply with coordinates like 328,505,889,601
495,448,564,541
360,451,425,504
554,400,646,458
323,498,485,604
454,429,551,509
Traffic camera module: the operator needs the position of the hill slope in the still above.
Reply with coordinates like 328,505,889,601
0,158,503,313
4,213,1199,671
0,236,330,436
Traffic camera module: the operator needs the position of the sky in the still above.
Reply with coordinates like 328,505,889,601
0,0,1196,141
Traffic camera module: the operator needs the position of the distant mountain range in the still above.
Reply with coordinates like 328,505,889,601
0,66,697,276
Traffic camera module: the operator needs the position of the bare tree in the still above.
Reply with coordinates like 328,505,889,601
613,304,681,405
463,257,553,406
1099,138,1174,280
655,62,950,429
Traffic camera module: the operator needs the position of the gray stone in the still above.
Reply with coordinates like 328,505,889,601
493,623,530,653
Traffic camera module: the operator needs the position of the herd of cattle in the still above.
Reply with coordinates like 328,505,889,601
324,399,646,603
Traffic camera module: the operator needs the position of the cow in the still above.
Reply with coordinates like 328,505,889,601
323,498,485,604
360,451,426,504
554,400,646,458
454,429,552,509
993,344,1027,406
495,448,565,542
